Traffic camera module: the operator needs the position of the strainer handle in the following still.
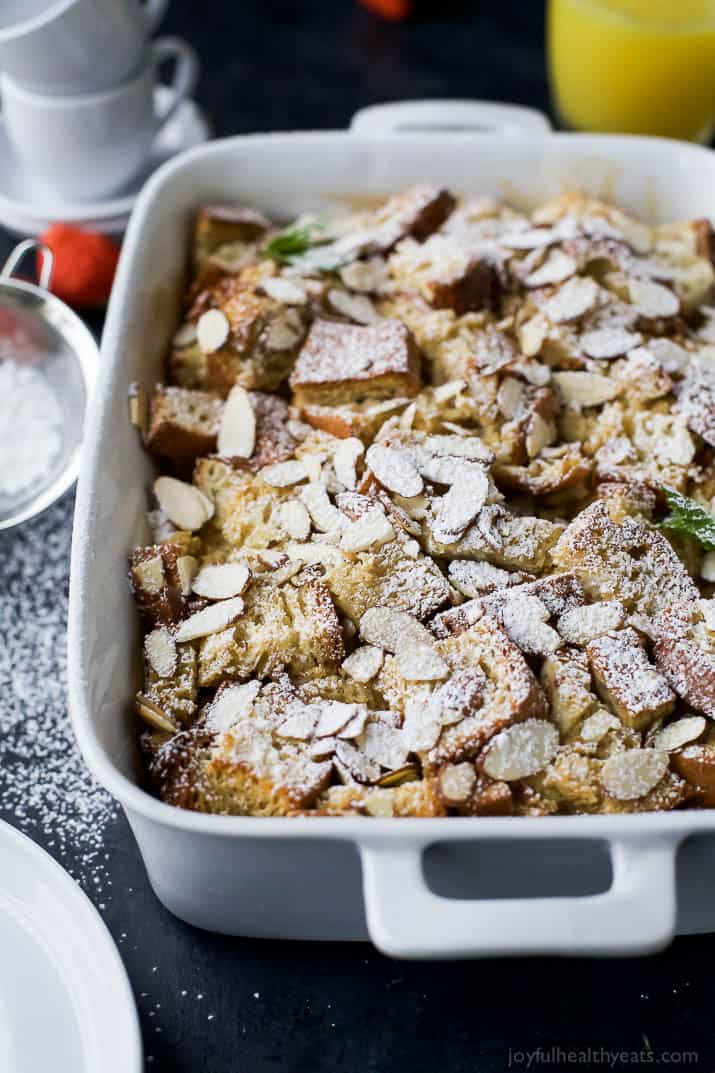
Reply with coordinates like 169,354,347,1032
2,239,53,291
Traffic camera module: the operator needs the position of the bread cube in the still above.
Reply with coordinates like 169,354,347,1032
290,318,421,406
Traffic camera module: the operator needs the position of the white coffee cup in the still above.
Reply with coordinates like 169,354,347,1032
0,0,170,95
0,36,198,202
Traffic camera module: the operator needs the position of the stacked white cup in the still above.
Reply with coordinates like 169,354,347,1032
0,0,198,201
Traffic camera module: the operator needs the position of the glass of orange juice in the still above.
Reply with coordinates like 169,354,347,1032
548,0,715,141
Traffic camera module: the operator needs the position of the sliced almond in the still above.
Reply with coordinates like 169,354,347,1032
519,313,549,357
340,506,395,552
335,739,381,784
600,748,669,800
365,444,423,498
133,555,164,595
502,227,556,250
207,680,261,732
557,601,625,646
579,710,620,743
433,379,466,404
328,289,378,324
135,692,177,734
301,483,345,532
342,645,384,682
430,465,488,544
192,561,251,600
197,308,230,353
153,476,214,531
217,385,256,459
553,370,618,406
359,607,433,653
439,762,477,804
501,595,561,657
285,542,345,568
302,455,323,484
402,696,442,752
260,460,308,488
276,704,320,740
497,377,526,421
482,719,559,781
144,626,177,678
315,701,364,738
628,277,679,319
279,499,311,540
333,437,364,491
544,276,598,323
525,413,555,459
396,642,449,682
339,256,388,293
652,716,707,753
260,277,309,305
580,327,642,360
266,311,302,351
525,250,577,288
172,321,198,348
175,596,245,642
175,555,198,595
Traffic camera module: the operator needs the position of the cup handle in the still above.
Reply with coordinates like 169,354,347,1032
140,0,170,33
150,36,199,134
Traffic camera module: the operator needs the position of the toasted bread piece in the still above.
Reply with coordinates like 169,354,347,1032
325,492,450,623
377,613,547,770
527,745,604,813
541,646,600,736
143,641,198,725
193,204,271,267
552,500,698,618
426,504,564,573
130,533,201,625
197,576,344,685
290,318,421,406
311,779,446,817
298,397,411,442
587,627,675,730
431,572,585,641
172,265,308,394
389,234,497,314
145,385,223,462
369,184,456,251
676,359,715,447
654,603,715,719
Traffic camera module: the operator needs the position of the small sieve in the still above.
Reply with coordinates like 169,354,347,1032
0,238,98,530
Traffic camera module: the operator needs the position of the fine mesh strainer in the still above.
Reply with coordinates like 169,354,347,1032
0,238,98,529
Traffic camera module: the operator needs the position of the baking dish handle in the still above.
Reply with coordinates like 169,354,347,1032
360,835,680,958
349,99,552,137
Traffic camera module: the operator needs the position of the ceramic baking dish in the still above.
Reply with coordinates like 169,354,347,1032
68,100,715,958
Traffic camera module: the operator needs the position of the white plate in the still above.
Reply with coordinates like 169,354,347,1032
0,821,141,1072
0,86,210,236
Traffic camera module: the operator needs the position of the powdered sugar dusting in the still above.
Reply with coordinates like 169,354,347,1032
0,497,119,895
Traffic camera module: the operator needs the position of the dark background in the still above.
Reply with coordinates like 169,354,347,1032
1,2,714,1071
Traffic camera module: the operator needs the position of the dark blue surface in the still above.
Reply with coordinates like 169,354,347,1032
1,3,715,1070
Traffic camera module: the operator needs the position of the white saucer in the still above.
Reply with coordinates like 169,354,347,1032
0,821,142,1072
0,86,210,236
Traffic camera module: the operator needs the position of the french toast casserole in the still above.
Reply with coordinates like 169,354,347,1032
129,185,715,818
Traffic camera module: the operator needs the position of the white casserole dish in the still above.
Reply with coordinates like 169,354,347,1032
68,100,715,958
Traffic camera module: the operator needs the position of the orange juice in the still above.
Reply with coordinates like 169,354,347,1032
548,0,715,141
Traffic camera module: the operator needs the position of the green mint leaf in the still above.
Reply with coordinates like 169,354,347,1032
262,219,326,264
659,486,715,550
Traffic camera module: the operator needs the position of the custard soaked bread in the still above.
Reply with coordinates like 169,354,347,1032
130,186,715,817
